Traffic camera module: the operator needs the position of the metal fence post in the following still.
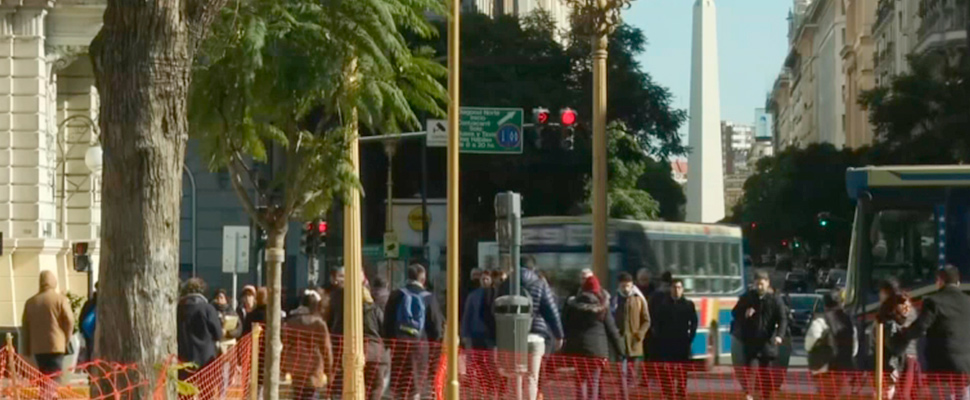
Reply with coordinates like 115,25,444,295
249,325,262,400
876,322,884,400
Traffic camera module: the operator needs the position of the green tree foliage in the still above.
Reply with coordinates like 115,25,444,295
729,144,864,260
373,11,686,268
582,122,660,220
861,60,970,164
189,0,446,397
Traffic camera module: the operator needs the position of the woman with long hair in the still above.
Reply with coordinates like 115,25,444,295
561,275,624,400
877,286,919,400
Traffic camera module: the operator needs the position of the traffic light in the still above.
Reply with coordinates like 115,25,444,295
315,220,328,252
301,221,316,255
819,219,829,227
750,222,758,229
781,239,789,248
73,242,91,272
559,108,577,150
534,107,550,125
533,107,550,148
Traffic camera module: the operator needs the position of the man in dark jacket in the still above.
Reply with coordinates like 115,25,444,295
898,266,970,400
732,271,788,400
496,255,565,400
383,264,444,400
176,278,223,379
651,279,697,400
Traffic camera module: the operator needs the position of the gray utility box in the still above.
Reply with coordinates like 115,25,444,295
494,294,533,374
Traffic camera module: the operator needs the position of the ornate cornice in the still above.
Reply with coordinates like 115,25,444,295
45,43,86,72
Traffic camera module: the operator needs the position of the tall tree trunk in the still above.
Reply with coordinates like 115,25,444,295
263,223,287,400
89,0,226,396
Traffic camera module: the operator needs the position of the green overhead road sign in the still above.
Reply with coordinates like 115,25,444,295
427,107,524,154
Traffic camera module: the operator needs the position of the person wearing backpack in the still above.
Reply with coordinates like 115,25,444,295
805,291,857,399
383,263,444,400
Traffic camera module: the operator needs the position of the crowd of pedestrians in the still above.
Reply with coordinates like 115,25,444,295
22,259,970,400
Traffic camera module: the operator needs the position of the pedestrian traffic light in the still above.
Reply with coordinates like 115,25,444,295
73,242,91,272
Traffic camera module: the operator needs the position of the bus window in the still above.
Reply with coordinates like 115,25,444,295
664,240,678,273
651,240,664,272
868,210,937,299
694,241,709,292
710,242,724,293
678,240,691,275
728,243,743,292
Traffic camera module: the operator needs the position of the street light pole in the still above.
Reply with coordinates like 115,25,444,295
445,0,461,396
591,2,609,285
577,0,631,285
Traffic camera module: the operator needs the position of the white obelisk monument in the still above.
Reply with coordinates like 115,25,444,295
685,0,725,223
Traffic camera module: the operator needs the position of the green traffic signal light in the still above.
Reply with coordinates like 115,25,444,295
820,220,828,227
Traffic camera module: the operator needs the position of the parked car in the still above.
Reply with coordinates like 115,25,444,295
787,293,822,336
783,270,812,294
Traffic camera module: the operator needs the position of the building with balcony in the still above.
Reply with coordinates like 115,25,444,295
872,0,921,85
841,0,877,148
769,0,891,150
913,0,967,65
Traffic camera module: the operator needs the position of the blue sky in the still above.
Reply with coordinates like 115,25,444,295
624,0,791,136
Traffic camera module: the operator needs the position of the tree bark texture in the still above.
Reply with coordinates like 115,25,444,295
263,225,287,400
89,0,227,396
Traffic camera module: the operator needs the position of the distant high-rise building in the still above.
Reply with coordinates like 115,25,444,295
721,122,754,176
464,0,572,42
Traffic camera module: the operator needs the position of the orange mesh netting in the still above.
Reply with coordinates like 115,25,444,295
7,326,970,400
0,344,154,400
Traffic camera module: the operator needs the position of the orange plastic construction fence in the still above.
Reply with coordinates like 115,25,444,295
9,325,970,400
0,342,154,400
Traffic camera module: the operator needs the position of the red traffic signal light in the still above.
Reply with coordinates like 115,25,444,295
316,221,328,235
781,240,789,247
750,222,757,229
560,108,577,126
534,107,550,125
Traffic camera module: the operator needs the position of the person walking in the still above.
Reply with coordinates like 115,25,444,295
805,292,857,399
22,271,75,378
636,268,656,298
237,285,256,322
651,279,698,400
384,264,444,400
462,271,494,350
495,255,564,400
612,272,650,400
732,271,788,400
78,284,97,363
363,284,389,400
284,291,334,400
562,275,625,400
211,289,242,351
242,287,269,335
897,266,970,400
877,288,918,400
176,278,223,379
